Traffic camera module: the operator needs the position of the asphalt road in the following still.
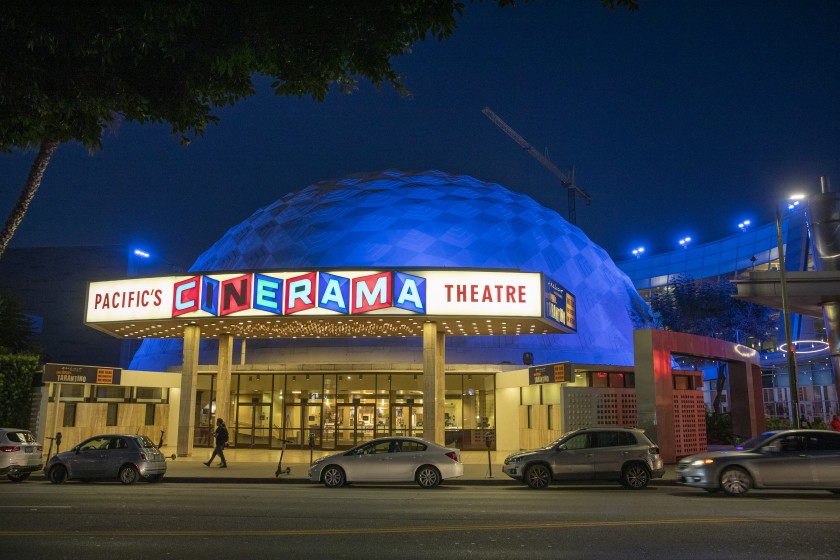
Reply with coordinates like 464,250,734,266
1,480,839,559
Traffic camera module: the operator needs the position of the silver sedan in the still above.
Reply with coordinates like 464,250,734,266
308,436,464,488
676,429,840,496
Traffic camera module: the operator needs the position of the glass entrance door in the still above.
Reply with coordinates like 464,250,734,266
336,404,375,447
235,402,272,448
391,404,423,438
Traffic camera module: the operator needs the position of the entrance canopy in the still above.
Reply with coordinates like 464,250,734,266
85,268,577,339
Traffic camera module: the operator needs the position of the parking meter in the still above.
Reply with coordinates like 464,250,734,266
484,432,494,479
55,431,62,453
308,430,316,466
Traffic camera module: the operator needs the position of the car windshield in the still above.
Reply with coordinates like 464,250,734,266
735,431,778,451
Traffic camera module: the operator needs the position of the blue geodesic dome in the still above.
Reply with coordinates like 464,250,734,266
130,170,653,370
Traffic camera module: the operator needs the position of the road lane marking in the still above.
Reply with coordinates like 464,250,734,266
0,517,837,537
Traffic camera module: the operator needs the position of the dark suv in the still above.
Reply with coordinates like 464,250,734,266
502,427,665,489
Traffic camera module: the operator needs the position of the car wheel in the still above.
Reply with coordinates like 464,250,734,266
48,465,68,484
7,472,31,482
119,465,139,485
720,467,752,496
416,465,441,489
321,465,345,488
621,464,650,489
525,464,551,489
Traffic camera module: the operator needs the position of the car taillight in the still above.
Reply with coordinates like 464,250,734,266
0,445,21,452
139,452,148,461
445,451,459,462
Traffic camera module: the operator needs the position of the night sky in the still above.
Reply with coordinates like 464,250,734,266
2,1,839,269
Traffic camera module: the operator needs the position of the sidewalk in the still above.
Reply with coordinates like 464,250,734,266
95,447,678,485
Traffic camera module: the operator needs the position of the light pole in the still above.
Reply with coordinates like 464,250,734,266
775,196,803,429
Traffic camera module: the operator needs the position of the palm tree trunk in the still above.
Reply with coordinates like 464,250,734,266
0,140,59,260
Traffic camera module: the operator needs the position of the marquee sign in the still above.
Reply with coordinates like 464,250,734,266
529,361,571,385
44,363,122,385
85,269,576,335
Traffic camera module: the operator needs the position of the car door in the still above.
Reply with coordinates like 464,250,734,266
347,440,395,481
591,430,628,480
71,436,111,478
753,433,815,487
806,432,840,487
550,433,595,480
103,437,132,478
389,439,426,481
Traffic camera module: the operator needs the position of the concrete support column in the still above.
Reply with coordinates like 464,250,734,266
176,324,200,457
422,322,445,445
215,334,234,426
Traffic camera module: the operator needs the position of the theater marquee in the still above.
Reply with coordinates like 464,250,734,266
85,269,576,339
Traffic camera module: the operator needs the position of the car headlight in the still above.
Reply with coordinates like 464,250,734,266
505,456,522,464
691,458,714,466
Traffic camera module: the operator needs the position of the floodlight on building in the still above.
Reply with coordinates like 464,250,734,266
738,220,751,232
632,247,645,258
678,237,692,248
133,249,150,258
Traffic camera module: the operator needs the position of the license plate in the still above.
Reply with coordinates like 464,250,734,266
24,446,33,453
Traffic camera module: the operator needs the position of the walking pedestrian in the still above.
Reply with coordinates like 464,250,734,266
204,418,229,468
831,415,840,432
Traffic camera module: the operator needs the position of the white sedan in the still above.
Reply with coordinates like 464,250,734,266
308,436,464,488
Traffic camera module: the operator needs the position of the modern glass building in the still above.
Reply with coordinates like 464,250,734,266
615,207,836,423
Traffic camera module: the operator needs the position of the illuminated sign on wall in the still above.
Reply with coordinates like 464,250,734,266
85,269,575,331
44,363,122,385
529,362,570,385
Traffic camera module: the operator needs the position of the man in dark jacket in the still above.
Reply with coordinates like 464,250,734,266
204,418,229,468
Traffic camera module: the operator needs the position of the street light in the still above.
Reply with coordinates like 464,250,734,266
632,247,645,258
678,236,692,248
738,220,751,232
775,194,805,429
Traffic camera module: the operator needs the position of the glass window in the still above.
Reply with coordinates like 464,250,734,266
58,384,85,402
619,431,637,446
145,403,156,426
62,402,76,427
106,403,118,426
96,385,129,402
80,436,110,451
595,431,620,447
521,385,541,405
136,387,168,403
396,440,426,452
336,373,374,404
562,433,592,450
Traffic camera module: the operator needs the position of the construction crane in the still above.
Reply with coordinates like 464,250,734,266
481,107,591,224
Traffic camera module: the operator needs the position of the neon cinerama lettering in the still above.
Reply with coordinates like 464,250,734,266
172,271,426,318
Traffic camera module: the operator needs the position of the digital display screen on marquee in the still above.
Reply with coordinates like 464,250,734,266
85,269,576,332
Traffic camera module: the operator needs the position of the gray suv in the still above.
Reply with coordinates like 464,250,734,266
503,427,665,489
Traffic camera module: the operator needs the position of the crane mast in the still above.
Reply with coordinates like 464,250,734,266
481,107,591,224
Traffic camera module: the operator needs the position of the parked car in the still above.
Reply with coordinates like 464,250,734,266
502,427,665,489
46,434,167,484
308,436,464,488
676,429,840,496
0,428,44,482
